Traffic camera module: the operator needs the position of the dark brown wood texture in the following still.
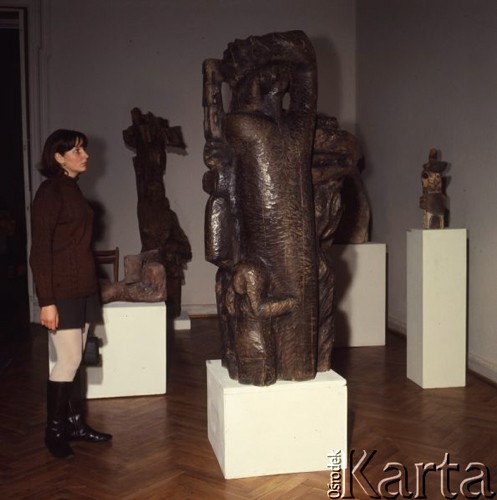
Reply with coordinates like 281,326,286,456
312,114,370,245
420,148,449,229
311,114,368,371
100,250,167,304
203,33,374,387
203,31,320,385
1,318,496,499
123,108,192,317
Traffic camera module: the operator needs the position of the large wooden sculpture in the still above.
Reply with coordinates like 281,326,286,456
203,31,321,385
123,108,192,317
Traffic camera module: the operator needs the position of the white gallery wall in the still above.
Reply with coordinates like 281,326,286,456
357,0,497,382
6,0,497,382
33,0,357,315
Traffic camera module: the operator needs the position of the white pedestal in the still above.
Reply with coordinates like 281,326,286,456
49,302,167,398
407,229,467,388
331,243,386,347
174,311,191,330
207,360,348,479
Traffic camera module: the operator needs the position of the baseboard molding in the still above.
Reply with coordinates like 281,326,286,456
387,315,406,335
388,315,497,385
468,352,497,386
183,304,218,317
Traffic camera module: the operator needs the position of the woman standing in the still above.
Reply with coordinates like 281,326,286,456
30,129,112,459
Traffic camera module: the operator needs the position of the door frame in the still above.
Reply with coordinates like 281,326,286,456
0,0,49,321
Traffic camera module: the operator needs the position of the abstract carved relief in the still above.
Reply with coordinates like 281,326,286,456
123,108,192,317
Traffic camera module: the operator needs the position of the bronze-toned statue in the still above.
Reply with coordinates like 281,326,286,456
203,31,321,385
420,148,448,229
123,108,192,317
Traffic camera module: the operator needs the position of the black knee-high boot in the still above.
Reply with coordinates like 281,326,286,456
67,370,112,443
45,381,74,459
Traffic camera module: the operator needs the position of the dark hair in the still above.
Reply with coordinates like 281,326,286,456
39,129,88,178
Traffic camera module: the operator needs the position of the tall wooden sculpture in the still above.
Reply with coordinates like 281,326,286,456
311,114,363,370
203,31,320,385
123,108,192,317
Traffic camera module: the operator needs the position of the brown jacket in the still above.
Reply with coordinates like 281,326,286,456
30,175,98,306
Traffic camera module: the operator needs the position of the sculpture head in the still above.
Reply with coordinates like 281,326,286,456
422,148,447,194
232,258,267,297
221,31,315,118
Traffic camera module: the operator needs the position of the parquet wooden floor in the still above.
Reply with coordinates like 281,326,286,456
1,317,496,499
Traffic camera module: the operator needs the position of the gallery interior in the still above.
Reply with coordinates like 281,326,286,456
1,0,497,498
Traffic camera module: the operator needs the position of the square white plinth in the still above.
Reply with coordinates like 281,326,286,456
173,311,191,331
407,229,467,388
207,360,348,479
49,302,167,398
331,243,386,347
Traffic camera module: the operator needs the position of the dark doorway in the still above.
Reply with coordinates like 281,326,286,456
0,9,30,370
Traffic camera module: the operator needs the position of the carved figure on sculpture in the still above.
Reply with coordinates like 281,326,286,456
123,108,192,317
203,31,321,385
313,114,370,244
419,148,448,229
225,258,296,385
100,249,166,303
312,115,354,370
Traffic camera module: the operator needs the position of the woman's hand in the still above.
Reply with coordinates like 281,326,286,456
40,305,59,332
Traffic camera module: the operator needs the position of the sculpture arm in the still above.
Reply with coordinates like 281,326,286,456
259,296,297,318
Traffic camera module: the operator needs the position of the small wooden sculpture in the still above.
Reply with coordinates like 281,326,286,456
420,148,448,229
123,108,192,317
100,249,166,303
